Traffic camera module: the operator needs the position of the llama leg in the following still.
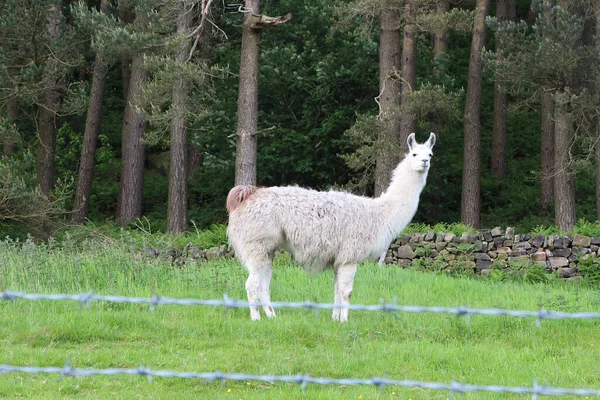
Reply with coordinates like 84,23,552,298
258,264,276,318
333,264,357,322
245,268,262,321
332,269,343,321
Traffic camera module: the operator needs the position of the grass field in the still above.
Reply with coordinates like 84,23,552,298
1,238,600,399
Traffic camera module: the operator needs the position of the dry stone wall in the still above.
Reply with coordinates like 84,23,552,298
384,227,600,278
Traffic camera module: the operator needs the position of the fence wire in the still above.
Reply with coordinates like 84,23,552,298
2,290,600,327
2,291,600,397
1,362,600,398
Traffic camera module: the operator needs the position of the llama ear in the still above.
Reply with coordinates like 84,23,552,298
426,132,436,149
407,133,416,151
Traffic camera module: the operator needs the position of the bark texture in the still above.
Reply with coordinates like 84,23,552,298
119,1,134,103
72,53,108,223
166,2,194,234
461,0,490,228
490,0,512,176
117,55,149,226
553,98,576,231
398,2,417,147
36,0,62,196
595,4,600,220
540,92,555,209
374,9,401,197
540,1,555,209
72,0,110,223
433,0,449,58
234,0,261,186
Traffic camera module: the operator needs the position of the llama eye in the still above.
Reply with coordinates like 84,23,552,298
412,154,416,157
429,153,433,157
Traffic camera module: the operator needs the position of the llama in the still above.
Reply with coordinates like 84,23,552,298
226,132,436,322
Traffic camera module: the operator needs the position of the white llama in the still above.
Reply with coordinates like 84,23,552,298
226,132,436,322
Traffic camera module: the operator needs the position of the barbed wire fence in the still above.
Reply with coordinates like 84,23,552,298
2,290,600,398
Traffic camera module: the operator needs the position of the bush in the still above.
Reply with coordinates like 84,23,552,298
0,153,69,238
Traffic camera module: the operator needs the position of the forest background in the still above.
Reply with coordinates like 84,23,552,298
0,0,598,240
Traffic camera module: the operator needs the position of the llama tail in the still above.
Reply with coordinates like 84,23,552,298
226,185,258,214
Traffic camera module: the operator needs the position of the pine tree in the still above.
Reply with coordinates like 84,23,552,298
487,0,597,230
461,0,491,228
72,0,110,224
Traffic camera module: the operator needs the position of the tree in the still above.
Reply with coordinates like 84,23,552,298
117,9,149,226
72,0,110,224
399,1,417,146
554,93,576,230
36,0,63,196
166,1,194,233
490,0,515,176
234,1,261,186
596,4,600,220
119,0,135,103
433,0,449,58
234,2,291,186
486,0,596,230
461,0,490,227
374,8,401,196
539,0,555,209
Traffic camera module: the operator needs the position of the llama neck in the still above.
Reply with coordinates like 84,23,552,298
376,160,428,233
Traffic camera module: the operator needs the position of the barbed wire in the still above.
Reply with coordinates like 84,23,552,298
1,362,599,397
2,290,600,327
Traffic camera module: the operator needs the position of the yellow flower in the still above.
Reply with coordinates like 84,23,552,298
392,392,396,396
227,388,232,393
246,381,251,385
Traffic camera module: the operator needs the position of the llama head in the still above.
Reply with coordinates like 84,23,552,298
406,132,436,173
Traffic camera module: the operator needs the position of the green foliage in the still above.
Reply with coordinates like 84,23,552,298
403,83,464,133
529,219,600,237
401,222,475,236
576,255,600,286
193,223,228,248
523,263,552,284
339,113,380,194
0,152,70,237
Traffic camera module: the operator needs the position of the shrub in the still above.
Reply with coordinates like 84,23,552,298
0,152,69,237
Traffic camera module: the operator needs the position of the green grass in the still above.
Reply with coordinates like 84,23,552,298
1,240,600,399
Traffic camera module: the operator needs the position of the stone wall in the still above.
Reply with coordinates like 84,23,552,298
384,227,600,278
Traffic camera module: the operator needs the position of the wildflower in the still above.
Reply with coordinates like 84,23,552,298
227,388,232,393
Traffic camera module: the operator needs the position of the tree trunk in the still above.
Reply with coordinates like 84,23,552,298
433,0,449,58
506,0,516,21
596,128,600,220
3,97,18,155
554,96,576,231
540,0,555,209
374,9,401,197
72,0,109,224
234,0,261,186
36,0,62,196
166,2,194,234
595,4,600,220
398,1,417,145
119,1,134,103
461,0,490,228
490,0,509,176
540,91,555,209
117,55,148,226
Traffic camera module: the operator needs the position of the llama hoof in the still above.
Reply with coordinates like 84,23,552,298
250,309,261,320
